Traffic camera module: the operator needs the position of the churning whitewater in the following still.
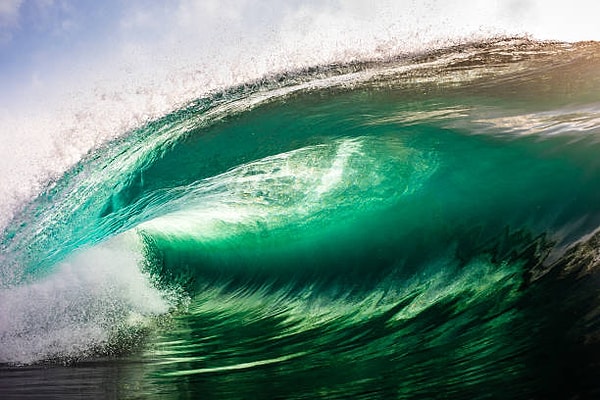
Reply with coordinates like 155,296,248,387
2,38,600,398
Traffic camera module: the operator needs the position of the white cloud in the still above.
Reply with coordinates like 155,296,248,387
0,0,22,25
0,0,22,43
176,0,248,24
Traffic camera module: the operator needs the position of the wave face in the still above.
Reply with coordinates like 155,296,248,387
3,39,600,398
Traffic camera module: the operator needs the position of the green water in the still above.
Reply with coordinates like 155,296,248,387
2,39,600,399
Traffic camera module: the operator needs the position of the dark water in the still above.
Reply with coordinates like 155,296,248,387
2,39,600,399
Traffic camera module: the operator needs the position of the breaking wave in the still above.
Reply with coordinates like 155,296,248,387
2,38,600,398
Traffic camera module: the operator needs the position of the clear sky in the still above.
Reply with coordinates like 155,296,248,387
0,0,599,228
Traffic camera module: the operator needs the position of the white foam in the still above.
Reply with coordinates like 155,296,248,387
136,137,430,242
0,234,176,364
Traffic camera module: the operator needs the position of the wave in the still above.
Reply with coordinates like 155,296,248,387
2,38,600,398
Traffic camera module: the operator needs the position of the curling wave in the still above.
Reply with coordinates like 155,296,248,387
2,38,600,398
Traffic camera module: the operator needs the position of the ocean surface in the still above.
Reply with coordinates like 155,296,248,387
2,38,600,399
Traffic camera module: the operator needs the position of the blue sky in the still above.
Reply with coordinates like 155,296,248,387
1,1,118,90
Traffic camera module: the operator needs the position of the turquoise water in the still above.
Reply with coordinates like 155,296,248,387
2,39,600,398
